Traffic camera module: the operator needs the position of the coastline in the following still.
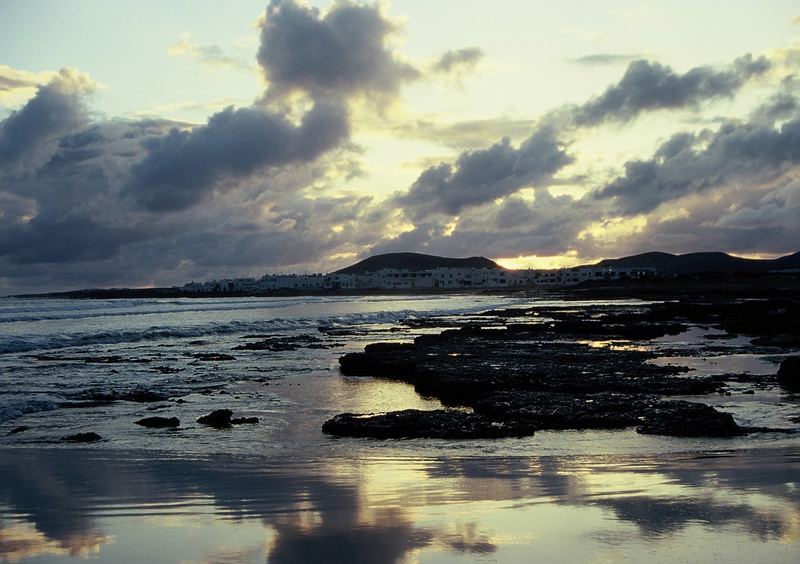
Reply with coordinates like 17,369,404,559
9,271,799,300
1,287,798,562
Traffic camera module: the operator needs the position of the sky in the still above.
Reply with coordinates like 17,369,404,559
1,0,799,293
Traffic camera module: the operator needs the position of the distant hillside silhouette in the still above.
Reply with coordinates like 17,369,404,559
335,252,503,274
594,251,800,275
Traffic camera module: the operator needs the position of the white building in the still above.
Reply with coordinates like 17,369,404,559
258,274,325,291
181,264,658,293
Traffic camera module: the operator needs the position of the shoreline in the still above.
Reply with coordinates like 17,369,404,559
8,272,800,300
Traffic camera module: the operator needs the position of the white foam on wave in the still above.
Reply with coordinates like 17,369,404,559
0,302,505,354
0,399,59,424
0,296,341,323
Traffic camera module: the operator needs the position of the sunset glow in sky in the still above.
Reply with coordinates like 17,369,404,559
1,1,799,292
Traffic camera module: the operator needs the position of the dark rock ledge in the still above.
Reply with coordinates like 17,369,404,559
323,297,799,440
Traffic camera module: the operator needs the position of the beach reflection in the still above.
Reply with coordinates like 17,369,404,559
0,447,798,562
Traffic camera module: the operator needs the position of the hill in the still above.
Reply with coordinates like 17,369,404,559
334,252,503,275
593,251,800,275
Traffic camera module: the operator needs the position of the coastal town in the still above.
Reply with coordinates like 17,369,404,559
180,264,659,293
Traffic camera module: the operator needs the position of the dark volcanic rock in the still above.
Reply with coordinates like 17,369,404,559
197,409,233,428
637,401,742,437
231,416,259,424
61,432,102,443
322,410,536,439
327,293,797,440
233,334,325,352
473,391,655,430
74,387,172,404
191,353,236,362
7,426,30,436
777,356,800,391
339,342,417,378
135,416,180,428
151,366,183,374
124,389,172,403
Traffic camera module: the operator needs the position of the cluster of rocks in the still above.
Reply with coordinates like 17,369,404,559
132,409,260,431
196,409,259,428
42,408,261,443
232,334,341,352
324,297,800,440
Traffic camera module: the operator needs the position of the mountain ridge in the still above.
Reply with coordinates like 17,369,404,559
334,252,503,274
593,251,800,274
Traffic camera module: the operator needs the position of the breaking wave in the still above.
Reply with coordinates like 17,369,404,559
0,398,59,424
0,305,495,354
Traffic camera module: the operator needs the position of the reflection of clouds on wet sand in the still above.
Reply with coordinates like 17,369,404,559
0,447,798,562
0,521,107,562
424,450,800,546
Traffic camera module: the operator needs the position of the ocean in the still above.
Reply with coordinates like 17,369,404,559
1,295,798,562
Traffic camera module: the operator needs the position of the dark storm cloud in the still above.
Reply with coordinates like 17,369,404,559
574,54,770,125
594,118,800,214
0,216,146,264
435,190,596,258
391,52,773,222
371,188,596,260
0,70,91,168
124,100,349,211
750,76,799,124
397,125,573,219
432,48,484,73
364,223,447,257
570,53,640,66
257,0,419,99
581,177,800,259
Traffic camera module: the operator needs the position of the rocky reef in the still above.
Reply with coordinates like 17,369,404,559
324,294,799,440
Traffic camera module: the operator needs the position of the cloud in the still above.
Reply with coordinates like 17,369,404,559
0,216,147,265
370,187,596,260
587,179,800,259
389,51,774,224
397,125,573,220
124,100,350,211
593,117,800,214
574,54,770,125
431,47,484,74
0,65,59,107
0,66,47,92
257,0,419,101
168,35,251,70
392,116,536,150
570,53,640,66
0,69,94,169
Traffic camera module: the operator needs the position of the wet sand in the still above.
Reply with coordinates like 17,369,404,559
1,446,798,563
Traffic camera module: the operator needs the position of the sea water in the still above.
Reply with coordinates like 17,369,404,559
1,295,799,563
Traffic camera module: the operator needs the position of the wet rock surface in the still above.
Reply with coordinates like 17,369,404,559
190,352,236,362
322,410,536,439
197,409,233,428
778,356,800,391
326,294,800,440
232,334,340,352
135,416,180,428
637,401,742,437
70,387,174,404
231,416,259,424
61,432,102,443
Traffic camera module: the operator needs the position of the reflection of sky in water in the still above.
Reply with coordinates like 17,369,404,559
1,448,799,563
